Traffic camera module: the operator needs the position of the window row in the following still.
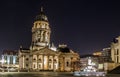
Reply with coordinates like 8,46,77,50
34,23,48,29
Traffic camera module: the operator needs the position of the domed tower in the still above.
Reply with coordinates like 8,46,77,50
31,7,51,50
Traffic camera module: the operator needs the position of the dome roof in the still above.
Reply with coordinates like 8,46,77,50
34,7,48,22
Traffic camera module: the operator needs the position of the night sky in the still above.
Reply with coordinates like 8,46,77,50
0,0,120,55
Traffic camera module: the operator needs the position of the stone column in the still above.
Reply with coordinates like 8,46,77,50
71,57,73,71
43,31,45,42
57,56,58,70
63,57,65,71
47,55,49,70
37,55,39,70
53,55,54,71
45,32,47,42
29,54,32,71
41,31,43,42
42,55,44,70
23,55,24,68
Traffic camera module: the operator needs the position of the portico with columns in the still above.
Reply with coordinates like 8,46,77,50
30,48,59,71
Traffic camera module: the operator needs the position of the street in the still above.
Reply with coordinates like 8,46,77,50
0,72,120,77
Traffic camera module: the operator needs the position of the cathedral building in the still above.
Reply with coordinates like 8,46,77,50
19,8,80,72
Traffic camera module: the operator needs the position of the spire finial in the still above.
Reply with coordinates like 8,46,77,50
41,6,43,12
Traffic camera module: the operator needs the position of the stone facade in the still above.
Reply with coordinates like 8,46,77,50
111,36,120,64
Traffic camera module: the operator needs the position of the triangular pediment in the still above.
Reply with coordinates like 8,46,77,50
32,47,59,55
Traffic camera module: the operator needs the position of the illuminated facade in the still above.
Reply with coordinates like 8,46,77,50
19,8,80,72
111,36,120,65
80,55,98,72
80,54,114,72
1,50,19,71
93,51,102,56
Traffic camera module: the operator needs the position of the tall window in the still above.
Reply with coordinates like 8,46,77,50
39,58,42,62
39,64,41,68
26,64,28,67
66,62,69,67
35,23,37,28
117,49,119,55
49,64,51,69
117,56,119,63
34,64,36,68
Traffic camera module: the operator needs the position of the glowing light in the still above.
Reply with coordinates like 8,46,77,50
44,57,47,64
44,56,47,69
13,56,16,64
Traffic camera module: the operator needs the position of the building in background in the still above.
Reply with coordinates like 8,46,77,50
80,55,99,72
93,51,102,56
19,8,80,72
92,47,114,72
111,36,120,64
102,47,112,62
101,47,114,71
111,36,120,67
0,50,19,72
80,53,114,72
